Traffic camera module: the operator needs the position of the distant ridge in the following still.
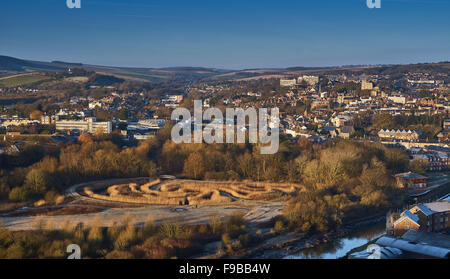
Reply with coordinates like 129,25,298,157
0,55,68,72
0,55,232,82
0,55,448,82
51,61,84,67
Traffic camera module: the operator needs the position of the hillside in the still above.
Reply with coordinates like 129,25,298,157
0,55,448,84
0,56,67,74
0,55,231,82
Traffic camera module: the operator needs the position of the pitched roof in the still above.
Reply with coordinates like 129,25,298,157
321,126,338,131
394,172,427,180
439,194,450,202
413,204,436,216
394,210,420,226
340,126,355,133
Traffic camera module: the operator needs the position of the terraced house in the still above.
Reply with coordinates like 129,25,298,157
378,129,422,141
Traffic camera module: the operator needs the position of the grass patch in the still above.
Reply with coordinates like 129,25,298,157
64,76,89,83
0,74,50,87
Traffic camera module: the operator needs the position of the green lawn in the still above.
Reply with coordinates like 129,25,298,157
117,71,170,81
0,74,50,87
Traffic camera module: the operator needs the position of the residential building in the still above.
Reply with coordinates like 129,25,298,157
389,201,450,236
378,129,421,141
361,80,373,90
388,96,407,105
331,115,353,127
338,126,355,139
1,118,39,127
337,95,358,105
280,78,297,87
41,115,56,125
88,101,104,109
300,75,319,86
444,119,450,131
394,172,427,188
0,144,20,154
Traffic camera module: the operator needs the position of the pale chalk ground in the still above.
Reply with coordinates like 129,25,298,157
0,201,283,231
1,177,284,231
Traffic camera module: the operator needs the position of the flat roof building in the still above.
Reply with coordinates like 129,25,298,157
280,78,297,87
56,117,112,134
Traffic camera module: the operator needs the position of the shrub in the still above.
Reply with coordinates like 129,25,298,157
209,215,223,235
256,230,262,239
221,233,231,250
24,169,52,194
87,225,104,246
105,250,134,259
0,181,10,197
44,191,59,203
107,222,122,243
114,223,137,250
8,187,29,202
238,234,251,247
142,217,157,238
6,243,25,259
273,220,285,235
159,221,191,240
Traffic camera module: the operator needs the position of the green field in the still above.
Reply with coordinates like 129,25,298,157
116,71,170,81
65,76,89,83
0,74,50,87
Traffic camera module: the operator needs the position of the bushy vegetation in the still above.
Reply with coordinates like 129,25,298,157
282,140,407,234
157,132,302,182
0,213,252,259
0,126,411,212
0,133,156,202
370,112,444,140
0,126,414,257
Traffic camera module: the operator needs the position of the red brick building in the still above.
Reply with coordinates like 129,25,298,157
394,172,427,189
391,202,450,236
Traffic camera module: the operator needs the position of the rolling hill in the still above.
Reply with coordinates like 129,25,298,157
0,55,231,82
1,55,448,84
0,56,68,73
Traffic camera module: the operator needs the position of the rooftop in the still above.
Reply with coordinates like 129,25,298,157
413,204,436,216
394,172,427,180
401,230,450,249
423,201,450,213
376,236,450,259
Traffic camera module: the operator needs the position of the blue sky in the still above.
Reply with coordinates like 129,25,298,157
1,0,449,69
